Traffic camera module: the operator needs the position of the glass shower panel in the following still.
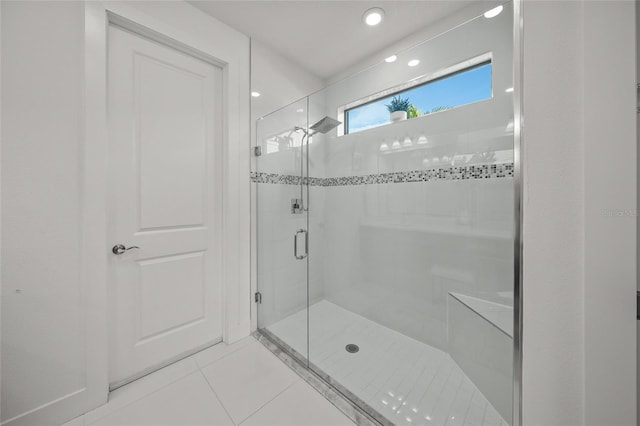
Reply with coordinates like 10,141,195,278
307,2,515,425
255,98,309,362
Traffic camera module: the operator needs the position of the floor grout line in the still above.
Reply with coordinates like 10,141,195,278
198,369,237,426
236,379,301,425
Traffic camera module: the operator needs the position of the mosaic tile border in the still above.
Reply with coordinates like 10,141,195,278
251,162,513,186
248,173,323,186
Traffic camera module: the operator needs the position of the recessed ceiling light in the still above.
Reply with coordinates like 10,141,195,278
385,55,397,63
408,59,420,67
505,87,514,93
251,91,261,97
484,5,503,18
363,8,385,26
296,108,304,113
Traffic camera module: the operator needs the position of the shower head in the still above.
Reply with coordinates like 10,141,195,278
294,116,342,136
310,116,341,134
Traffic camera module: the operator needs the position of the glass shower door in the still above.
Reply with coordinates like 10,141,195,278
255,98,309,363
255,3,516,425
306,3,515,425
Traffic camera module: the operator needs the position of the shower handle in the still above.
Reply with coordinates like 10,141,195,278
294,229,308,260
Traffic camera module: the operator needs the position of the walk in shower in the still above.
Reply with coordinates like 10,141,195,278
253,3,518,425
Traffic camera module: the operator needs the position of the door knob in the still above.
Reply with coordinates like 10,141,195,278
112,244,140,255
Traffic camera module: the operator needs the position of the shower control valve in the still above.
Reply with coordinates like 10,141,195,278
291,198,303,214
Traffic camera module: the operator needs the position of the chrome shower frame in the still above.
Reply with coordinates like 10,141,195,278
512,0,524,425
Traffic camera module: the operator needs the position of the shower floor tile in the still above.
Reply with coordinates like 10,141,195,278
266,300,508,426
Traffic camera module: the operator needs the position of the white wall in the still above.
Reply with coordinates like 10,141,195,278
522,1,636,425
583,1,636,425
521,3,585,423
1,2,86,423
251,39,324,123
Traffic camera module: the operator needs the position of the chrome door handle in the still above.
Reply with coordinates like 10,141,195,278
294,229,308,260
112,244,140,255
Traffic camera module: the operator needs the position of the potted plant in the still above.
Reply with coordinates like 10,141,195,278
385,96,411,122
407,104,422,119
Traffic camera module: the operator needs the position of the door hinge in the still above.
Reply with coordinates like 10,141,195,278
255,291,262,304
254,146,262,157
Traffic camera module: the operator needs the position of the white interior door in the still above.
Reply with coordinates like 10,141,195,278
108,25,223,386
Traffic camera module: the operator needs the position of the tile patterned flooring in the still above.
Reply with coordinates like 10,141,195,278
63,337,353,426
64,301,508,426
267,301,508,426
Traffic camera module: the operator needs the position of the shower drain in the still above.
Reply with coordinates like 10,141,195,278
345,344,359,353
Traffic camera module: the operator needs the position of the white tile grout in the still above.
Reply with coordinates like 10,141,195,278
197,369,237,425
236,380,300,425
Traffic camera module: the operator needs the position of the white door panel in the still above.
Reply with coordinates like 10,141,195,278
108,25,223,385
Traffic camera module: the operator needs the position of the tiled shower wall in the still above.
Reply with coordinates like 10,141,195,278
317,177,513,351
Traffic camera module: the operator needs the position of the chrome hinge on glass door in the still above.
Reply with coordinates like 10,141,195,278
255,292,262,304
294,229,308,260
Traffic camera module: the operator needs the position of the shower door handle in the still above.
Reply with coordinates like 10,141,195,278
294,229,308,260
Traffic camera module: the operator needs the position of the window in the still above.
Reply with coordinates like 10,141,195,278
343,60,492,135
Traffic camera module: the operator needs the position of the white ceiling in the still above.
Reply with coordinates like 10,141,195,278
188,1,479,79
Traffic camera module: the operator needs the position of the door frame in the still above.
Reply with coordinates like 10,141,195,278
83,0,251,413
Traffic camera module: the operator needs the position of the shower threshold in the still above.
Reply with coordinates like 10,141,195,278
257,300,507,426
255,328,385,426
